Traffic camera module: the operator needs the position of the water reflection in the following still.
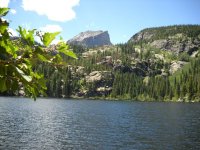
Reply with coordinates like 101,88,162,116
0,97,200,149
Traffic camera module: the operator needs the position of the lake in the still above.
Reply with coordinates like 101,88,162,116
0,97,199,149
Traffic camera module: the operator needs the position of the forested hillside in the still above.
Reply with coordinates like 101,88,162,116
2,25,200,102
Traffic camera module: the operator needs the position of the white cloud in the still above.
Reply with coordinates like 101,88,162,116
8,28,18,36
39,24,63,33
1,17,8,21
22,0,80,22
34,36,42,44
10,9,16,14
0,0,10,7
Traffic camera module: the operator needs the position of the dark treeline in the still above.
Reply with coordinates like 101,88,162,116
110,57,200,101
111,52,200,101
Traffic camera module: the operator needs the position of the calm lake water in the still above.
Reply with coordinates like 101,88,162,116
0,97,200,150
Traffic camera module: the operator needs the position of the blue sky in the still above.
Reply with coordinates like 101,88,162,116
1,0,200,44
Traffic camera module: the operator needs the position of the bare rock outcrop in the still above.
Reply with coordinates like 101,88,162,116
129,25,200,54
169,61,188,74
68,30,112,48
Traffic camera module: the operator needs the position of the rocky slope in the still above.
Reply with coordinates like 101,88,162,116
67,30,112,48
65,25,200,100
129,25,200,54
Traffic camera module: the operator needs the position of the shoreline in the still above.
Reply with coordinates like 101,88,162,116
0,95,199,103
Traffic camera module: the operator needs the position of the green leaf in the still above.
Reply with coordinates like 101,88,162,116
32,72,43,80
0,65,6,76
35,46,44,53
0,77,7,92
6,41,18,58
0,19,9,34
37,54,49,62
52,54,63,64
17,26,35,45
59,36,63,40
57,42,77,59
66,50,77,59
16,26,24,37
0,40,11,61
2,77,18,92
60,49,77,59
42,32,60,47
15,67,32,82
0,8,9,17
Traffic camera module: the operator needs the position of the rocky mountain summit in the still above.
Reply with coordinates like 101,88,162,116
67,30,112,48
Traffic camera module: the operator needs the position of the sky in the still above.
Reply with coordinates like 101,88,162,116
1,0,200,44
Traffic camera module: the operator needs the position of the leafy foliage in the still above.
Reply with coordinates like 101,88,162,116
42,32,60,47
0,8,77,99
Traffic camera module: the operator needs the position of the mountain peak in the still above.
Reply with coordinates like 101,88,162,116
68,30,112,48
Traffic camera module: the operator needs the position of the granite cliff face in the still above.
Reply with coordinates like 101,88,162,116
68,30,112,48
